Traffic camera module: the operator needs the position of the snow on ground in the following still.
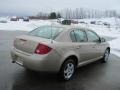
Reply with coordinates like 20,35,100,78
0,21,31,31
0,17,120,57
0,19,52,31
109,38,120,57
76,17,120,26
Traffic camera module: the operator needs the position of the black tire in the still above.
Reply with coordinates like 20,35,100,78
58,59,76,81
101,49,110,63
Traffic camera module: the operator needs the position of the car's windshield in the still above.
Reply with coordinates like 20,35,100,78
28,26,64,39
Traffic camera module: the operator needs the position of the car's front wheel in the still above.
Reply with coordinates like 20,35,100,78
102,49,110,62
59,59,76,81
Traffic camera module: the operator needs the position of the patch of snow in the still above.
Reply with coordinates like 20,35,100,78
109,38,120,51
0,20,53,31
111,50,120,57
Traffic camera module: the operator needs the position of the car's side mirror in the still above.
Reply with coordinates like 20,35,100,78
100,37,106,43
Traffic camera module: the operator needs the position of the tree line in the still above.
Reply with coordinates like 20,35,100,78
33,8,120,19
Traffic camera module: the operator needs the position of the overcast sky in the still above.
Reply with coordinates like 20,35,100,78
0,0,120,16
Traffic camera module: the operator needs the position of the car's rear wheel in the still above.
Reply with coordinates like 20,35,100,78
59,59,76,81
101,49,110,63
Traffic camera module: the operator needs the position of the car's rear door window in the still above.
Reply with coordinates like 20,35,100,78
70,31,76,42
70,29,87,42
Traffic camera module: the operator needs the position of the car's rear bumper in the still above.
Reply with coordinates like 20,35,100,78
11,48,61,72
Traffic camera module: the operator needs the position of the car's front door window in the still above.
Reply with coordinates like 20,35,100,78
87,30,100,42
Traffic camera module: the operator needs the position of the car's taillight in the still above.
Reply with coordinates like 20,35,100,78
35,43,52,54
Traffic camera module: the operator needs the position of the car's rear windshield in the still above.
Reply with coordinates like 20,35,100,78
28,26,64,39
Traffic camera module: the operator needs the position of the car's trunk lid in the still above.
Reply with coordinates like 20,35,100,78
14,35,51,54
